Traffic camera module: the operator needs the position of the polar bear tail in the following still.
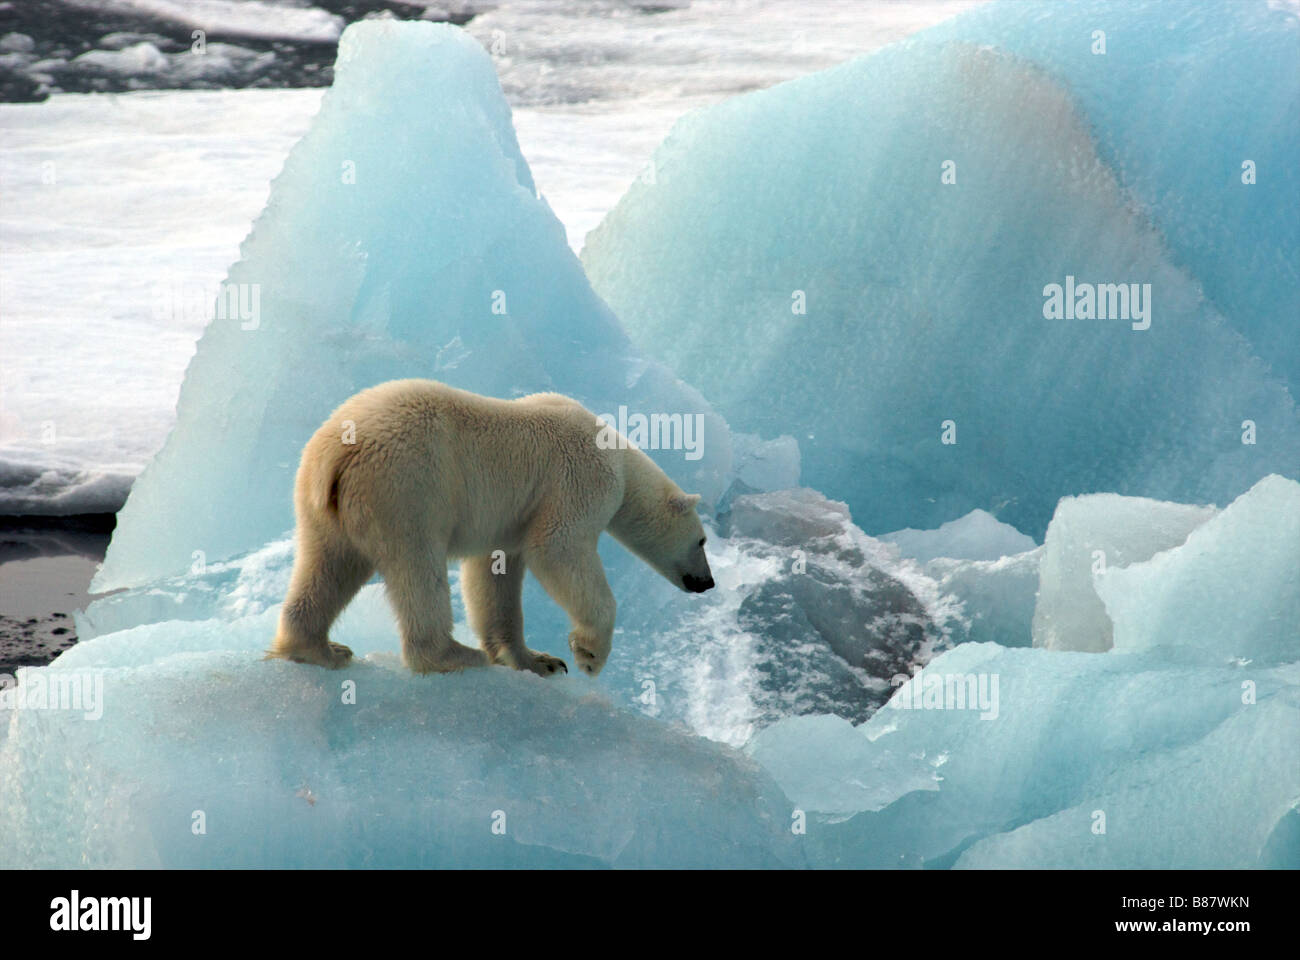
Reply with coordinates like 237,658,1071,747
305,434,351,519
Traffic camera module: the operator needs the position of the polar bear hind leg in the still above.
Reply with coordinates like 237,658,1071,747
460,554,568,676
268,528,372,668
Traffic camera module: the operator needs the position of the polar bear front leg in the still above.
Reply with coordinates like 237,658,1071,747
460,554,568,676
524,541,616,676
378,546,489,674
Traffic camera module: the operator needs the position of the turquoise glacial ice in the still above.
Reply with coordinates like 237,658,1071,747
1032,493,1216,652
751,640,1299,869
1097,474,1300,665
0,639,802,868
92,19,731,593
582,0,1300,537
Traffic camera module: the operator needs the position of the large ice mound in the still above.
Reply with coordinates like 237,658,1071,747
0,643,801,868
582,0,1300,538
919,0,1300,388
92,19,731,593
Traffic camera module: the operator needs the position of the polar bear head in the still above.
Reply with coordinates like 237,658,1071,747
634,491,715,594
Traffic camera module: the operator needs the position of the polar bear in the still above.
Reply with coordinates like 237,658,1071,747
267,379,714,677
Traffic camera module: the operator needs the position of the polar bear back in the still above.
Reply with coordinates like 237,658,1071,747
300,379,624,558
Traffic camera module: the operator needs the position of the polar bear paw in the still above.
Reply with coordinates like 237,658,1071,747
320,641,355,668
568,631,610,676
525,651,569,677
267,640,354,669
488,643,568,677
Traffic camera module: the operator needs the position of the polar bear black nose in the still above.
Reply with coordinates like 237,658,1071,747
683,574,714,593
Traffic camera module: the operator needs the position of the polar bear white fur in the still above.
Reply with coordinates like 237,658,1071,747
267,379,714,676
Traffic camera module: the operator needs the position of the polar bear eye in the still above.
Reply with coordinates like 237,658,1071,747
698,538,706,547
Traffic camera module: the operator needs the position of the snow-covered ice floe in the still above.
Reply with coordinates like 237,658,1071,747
2,5,1297,868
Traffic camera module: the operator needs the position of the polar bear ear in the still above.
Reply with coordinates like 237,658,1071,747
668,493,702,515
